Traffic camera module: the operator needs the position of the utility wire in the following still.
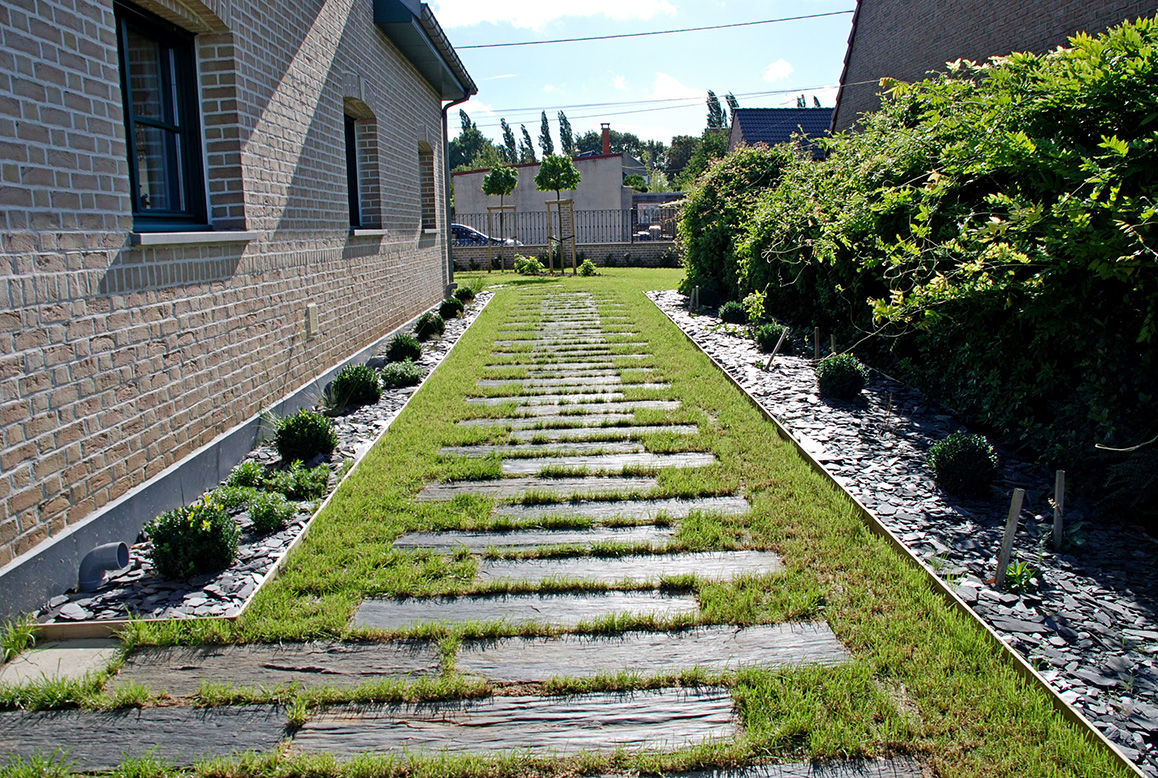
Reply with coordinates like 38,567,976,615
457,10,855,50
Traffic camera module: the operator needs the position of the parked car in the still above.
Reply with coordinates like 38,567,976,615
451,223,521,247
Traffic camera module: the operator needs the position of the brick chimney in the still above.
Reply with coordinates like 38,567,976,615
601,122,611,155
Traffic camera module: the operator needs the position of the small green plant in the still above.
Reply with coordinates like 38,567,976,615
752,322,789,353
274,408,337,462
208,484,259,511
718,300,747,324
248,491,296,534
146,499,239,580
577,258,597,277
927,430,998,496
263,460,331,501
380,359,423,389
453,286,475,303
385,333,422,363
513,255,544,275
742,289,767,323
439,297,465,319
225,460,265,489
1,752,75,778
414,311,445,341
1004,559,1040,594
1,613,37,664
816,353,869,399
326,364,382,412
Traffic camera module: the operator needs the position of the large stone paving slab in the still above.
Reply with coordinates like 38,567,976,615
501,452,715,475
467,391,629,405
600,758,926,778
393,525,676,552
459,412,636,429
288,687,734,756
417,476,658,501
0,639,120,685
441,441,645,457
491,400,681,417
457,623,850,682
0,705,286,771
115,642,441,697
492,495,750,521
476,550,783,584
509,423,699,441
353,591,700,630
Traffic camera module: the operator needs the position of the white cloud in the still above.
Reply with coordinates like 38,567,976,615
430,0,676,30
762,58,794,83
612,75,628,91
484,73,517,81
649,72,701,101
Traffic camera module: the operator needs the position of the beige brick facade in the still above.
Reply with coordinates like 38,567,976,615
0,0,471,566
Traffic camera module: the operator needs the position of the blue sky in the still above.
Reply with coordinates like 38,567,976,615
431,1,857,147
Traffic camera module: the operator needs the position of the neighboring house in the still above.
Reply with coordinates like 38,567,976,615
0,0,474,613
727,107,834,155
832,0,1155,131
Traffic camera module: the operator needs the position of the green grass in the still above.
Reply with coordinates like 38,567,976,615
0,614,37,664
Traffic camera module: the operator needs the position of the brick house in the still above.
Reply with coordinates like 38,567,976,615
832,0,1156,131
0,0,475,614
726,107,833,155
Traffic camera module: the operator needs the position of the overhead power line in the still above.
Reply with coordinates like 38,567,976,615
456,11,855,50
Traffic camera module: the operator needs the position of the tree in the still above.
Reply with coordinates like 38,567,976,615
575,128,647,158
706,90,727,130
450,109,502,170
519,124,537,163
500,119,518,164
623,173,647,191
725,92,739,116
538,111,554,156
534,154,582,273
482,166,519,269
558,111,575,156
796,94,807,108
675,129,728,190
666,135,700,180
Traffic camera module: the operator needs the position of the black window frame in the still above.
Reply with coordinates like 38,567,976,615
115,1,208,232
345,115,361,228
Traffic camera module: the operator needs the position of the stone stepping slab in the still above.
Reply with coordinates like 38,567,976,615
466,391,628,405
476,383,672,395
602,758,925,778
509,423,699,441
488,354,650,365
456,623,850,682
417,475,658,501
393,524,675,552
493,495,750,521
442,441,645,457
492,341,649,349
0,705,286,771
288,687,734,757
114,642,441,697
502,452,715,475
477,550,783,584
354,590,700,631
459,413,636,429
484,400,681,417
492,361,651,372
477,376,628,388
480,369,648,381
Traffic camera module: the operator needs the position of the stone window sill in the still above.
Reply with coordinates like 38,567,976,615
351,228,388,237
131,231,258,247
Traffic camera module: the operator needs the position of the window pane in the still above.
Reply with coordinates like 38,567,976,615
125,28,166,121
134,124,183,211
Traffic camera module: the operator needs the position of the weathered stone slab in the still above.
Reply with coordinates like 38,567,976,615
115,642,440,697
498,400,681,417
466,391,627,405
394,525,675,552
477,376,625,388
600,758,926,778
459,413,636,429
0,705,286,771
456,623,850,682
0,639,120,685
493,341,649,349
442,441,644,458
288,687,734,756
493,495,750,521
502,452,716,475
494,361,650,372
353,591,700,630
477,550,782,584
509,424,699,441
417,476,658,501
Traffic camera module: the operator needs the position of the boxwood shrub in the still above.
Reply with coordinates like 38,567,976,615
753,322,790,353
816,353,869,399
328,364,381,411
380,359,423,389
453,286,475,303
928,431,998,496
275,409,337,463
249,491,296,534
385,333,422,363
439,297,464,319
146,499,239,579
718,300,747,324
414,311,445,341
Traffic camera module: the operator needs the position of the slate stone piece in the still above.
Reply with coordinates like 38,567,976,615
0,705,286,771
477,550,783,584
509,423,700,441
417,476,658,501
289,687,734,756
393,525,676,552
600,757,926,778
492,495,750,520
441,441,645,457
353,590,700,630
115,642,441,697
459,412,636,429
457,623,850,682
501,452,716,475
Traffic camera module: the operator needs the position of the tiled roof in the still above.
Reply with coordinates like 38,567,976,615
732,108,834,146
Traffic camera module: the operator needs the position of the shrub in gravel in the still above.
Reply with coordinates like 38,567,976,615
146,499,239,580
753,322,790,353
248,491,296,534
718,300,747,324
380,359,423,389
453,286,475,303
578,258,597,277
816,353,869,399
226,460,265,489
328,364,381,411
385,333,422,363
209,484,260,511
928,430,998,496
263,461,331,501
414,311,445,341
274,409,337,463
439,297,465,319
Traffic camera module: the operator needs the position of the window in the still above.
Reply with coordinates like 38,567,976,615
115,2,207,231
418,143,436,230
345,115,360,227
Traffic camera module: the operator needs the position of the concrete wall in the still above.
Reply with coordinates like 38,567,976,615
453,154,635,216
0,0,452,572
452,242,681,271
833,0,1156,131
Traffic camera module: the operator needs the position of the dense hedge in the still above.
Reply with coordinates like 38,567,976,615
679,19,1158,523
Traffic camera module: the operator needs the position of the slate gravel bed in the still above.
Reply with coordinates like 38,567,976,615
33,292,493,626
649,289,1158,776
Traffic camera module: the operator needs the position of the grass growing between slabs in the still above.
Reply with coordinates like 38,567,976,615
78,268,1126,777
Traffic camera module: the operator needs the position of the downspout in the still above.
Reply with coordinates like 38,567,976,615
442,93,471,290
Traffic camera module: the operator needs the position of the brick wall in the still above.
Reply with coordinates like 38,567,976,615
833,1,1157,130
452,242,681,272
0,0,453,566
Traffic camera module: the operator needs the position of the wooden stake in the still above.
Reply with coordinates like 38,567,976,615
1053,470,1066,551
765,327,790,369
813,327,820,360
994,488,1026,590
830,334,836,355
692,285,699,310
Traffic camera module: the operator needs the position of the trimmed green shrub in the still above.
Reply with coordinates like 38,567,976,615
209,484,259,511
380,359,423,389
414,311,445,341
274,409,337,463
816,353,869,399
385,333,422,363
513,255,544,275
146,499,239,579
226,460,264,489
928,431,998,496
263,460,331,501
453,286,475,303
718,300,747,324
753,322,790,353
328,364,381,411
439,297,464,319
577,258,597,277
248,491,296,533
